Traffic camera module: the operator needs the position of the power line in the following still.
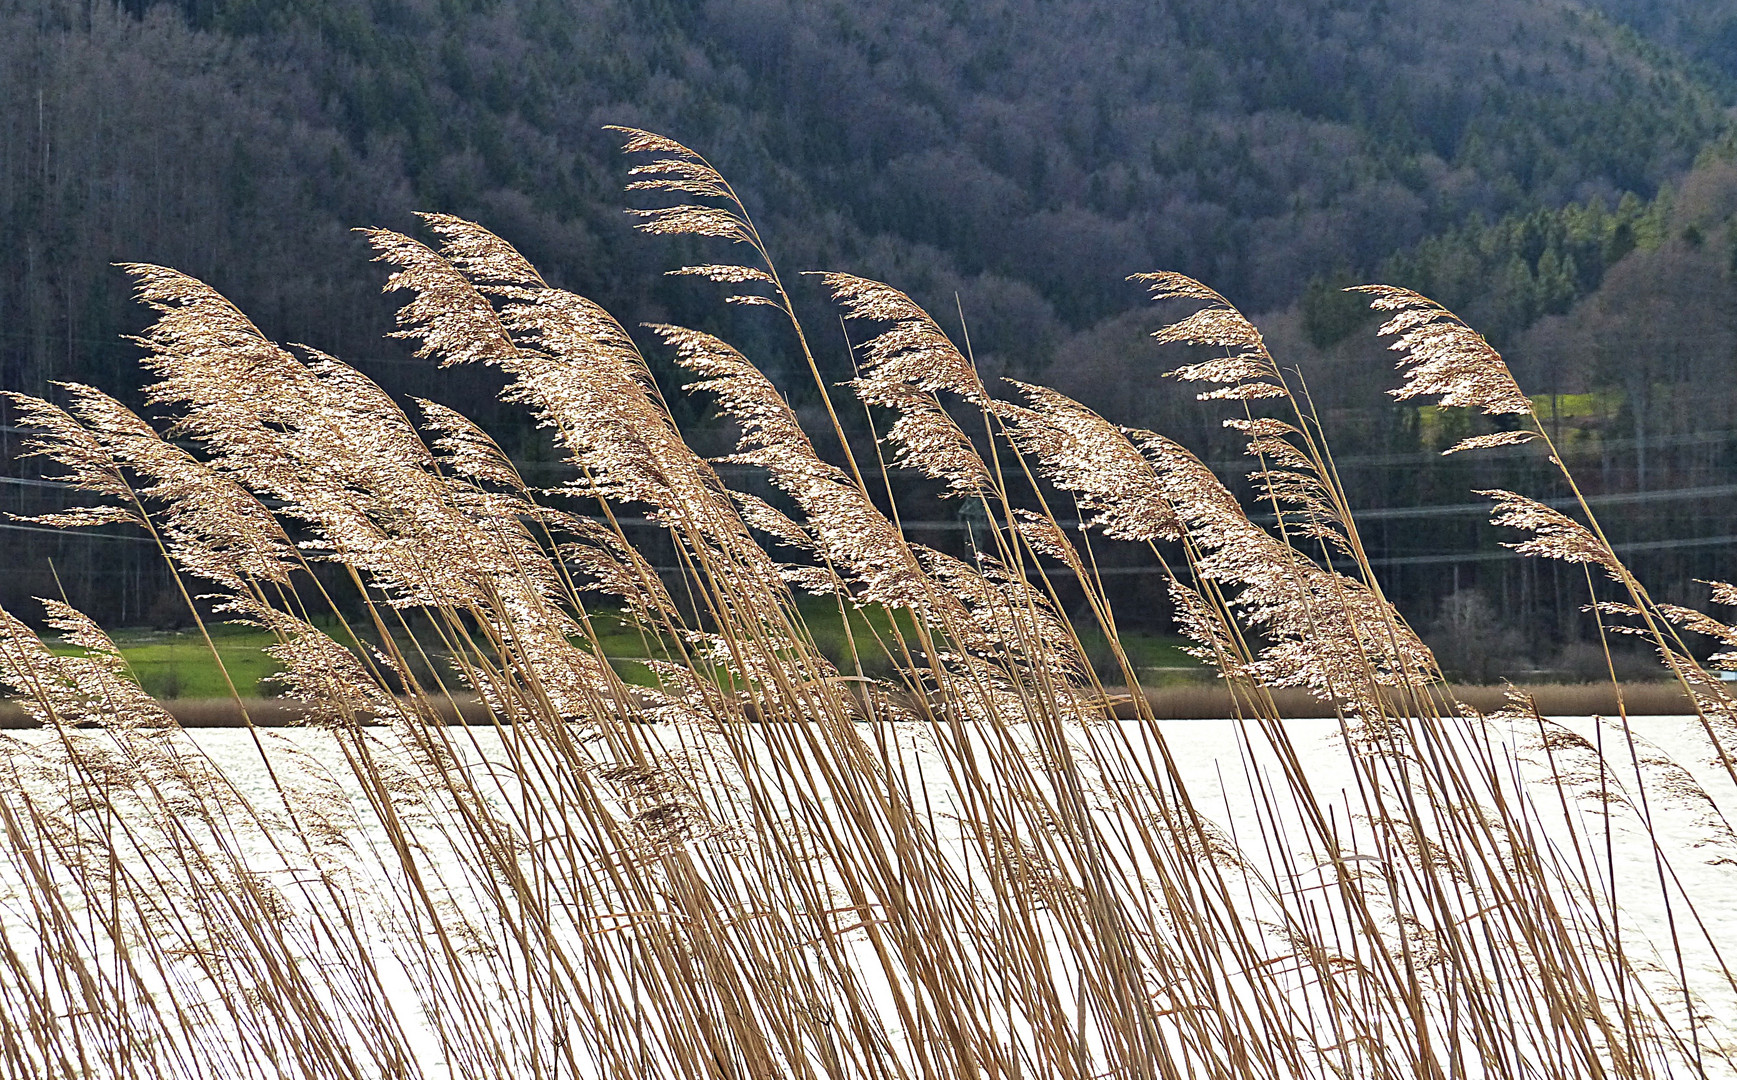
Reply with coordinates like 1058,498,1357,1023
0,517,1726,577
1357,533,1737,568
1339,482,1737,522
0,520,152,542
0,476,81,491
6,473,1736,533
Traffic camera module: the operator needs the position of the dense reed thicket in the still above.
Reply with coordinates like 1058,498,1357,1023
0,129,1734,1079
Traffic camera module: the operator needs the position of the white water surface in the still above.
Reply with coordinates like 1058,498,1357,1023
3,714,1734,1079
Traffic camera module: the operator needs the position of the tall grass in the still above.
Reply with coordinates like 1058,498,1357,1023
0,128,1731,1079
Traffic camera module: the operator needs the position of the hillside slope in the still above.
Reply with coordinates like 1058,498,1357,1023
3,0,1733,401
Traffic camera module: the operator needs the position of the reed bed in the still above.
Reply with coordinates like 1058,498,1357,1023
0,128,1732,1079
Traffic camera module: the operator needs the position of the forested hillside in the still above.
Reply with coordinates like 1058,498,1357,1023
6,0,1737,665
1576,0,1737,82
4,0,1729,388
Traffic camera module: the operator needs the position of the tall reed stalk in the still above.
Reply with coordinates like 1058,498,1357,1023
0,129,1730,1079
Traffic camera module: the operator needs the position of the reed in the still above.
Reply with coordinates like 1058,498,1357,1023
0,128,1729,1079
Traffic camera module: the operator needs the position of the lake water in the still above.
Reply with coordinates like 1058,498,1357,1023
2,714,1732,1078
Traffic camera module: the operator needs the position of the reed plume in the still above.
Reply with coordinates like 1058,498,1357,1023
1357,281,1737,792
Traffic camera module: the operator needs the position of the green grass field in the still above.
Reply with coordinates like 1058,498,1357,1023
52,605,1204,700
51,624,284,700
595,598,1203,689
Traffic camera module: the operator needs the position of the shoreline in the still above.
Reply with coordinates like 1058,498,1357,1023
1109,681,1696,720
0,681,1703,727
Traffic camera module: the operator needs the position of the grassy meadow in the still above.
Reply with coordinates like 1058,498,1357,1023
48,624,283,699
0,128,1732,1080
32,601,1199,705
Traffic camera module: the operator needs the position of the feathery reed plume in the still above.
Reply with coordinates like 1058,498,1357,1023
0,599,171,732
1224,415,1352,555
993,381,1182,543
120,257,657,753
1480,489,1626,577
819,274,998,504
1360,283,1737,793
1353,285,1535,448
367,226,674,510
123,264,457,596
824,273,988,404
917,546,1086,686
1135,271,1286,401
730,490,815,553
1598,594,1737,773
1145,426,1437,700
652,322,940,617
373,228,774,729
11,384,297,590
849,380,994,499
415,210,549,295
729,491,850,597
373,221,799,636
607,128,790,317
1693,580,1737,669
1000,376,1434,704
665,312,1078,727
613,126,886,515
1139,272,1370,567
612,141,1072,871
415,397,530,494
609,127,757,246
1165,579,1250,680
3,392,141,528
415,395,684,622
